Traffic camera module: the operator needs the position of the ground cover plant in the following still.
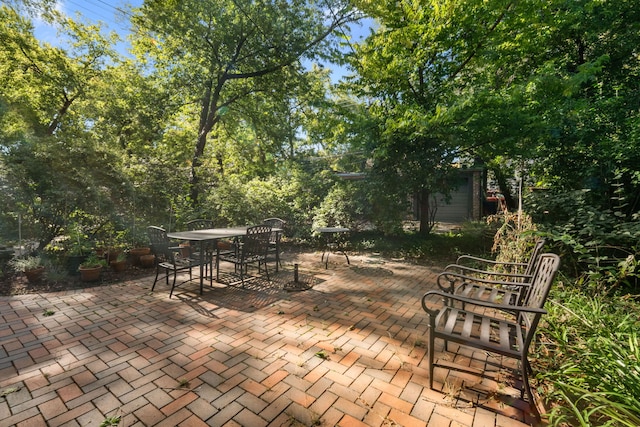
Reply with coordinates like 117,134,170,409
536,284,640,427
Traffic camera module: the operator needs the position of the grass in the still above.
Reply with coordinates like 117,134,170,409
99,415,121,427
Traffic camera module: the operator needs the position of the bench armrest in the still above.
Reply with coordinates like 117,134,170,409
456,255,527,267
437,270,533,292
421,289,547,316
443,264,533,278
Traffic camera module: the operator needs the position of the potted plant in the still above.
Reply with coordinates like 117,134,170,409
104,229,130,263
129,229,151,266
10,255,46,283
139,253,156,268
58,226,93,276
79,253,106,282
110,252,128,272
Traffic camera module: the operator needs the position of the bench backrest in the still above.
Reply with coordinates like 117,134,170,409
520,253,561,347
523,239,546,276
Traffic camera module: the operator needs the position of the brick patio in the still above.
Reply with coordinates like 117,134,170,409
0,251,540,426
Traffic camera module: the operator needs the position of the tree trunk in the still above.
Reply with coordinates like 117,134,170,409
188,131,208,205
492,167,516,210
418,188,436,235
189,75,220,206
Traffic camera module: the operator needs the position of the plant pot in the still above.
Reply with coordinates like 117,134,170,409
106,249,122,263
25,266,45,283
139,254,156,268
110,260,127,273
217,240,233,250
79,266,102,282
130,247,151,266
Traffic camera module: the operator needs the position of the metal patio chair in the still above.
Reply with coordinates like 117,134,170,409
148,226,201,298
216,224,272,287
436,239,546,309
263,217,286,269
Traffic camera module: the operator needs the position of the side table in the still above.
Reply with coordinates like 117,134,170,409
316,227,350,269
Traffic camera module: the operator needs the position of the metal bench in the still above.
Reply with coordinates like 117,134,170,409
421,253,560,421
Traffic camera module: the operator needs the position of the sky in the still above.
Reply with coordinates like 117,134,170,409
33,0,142,55
33,0,373,82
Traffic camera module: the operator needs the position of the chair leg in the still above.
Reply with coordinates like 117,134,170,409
521,353,541,422
152,265,160,291
428,323,435,389
169,269,177,299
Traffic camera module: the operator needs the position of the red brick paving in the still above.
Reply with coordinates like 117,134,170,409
0,252,541,426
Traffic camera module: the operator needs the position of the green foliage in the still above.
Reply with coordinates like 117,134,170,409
130,0,360,204
99,415,121,427
312,181,371,231
79,253,106,269
346,221,491,263
488,212,540,268
536,283,640,426
527,189,640,292
201,175,295,228
8,255,42,272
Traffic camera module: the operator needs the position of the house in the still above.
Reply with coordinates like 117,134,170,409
411,168,485,223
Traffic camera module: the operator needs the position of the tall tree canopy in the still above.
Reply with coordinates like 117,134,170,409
130,0,360,205
348,0,640,232
347,0,518,232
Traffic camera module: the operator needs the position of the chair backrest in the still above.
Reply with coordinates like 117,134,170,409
186,219,215,230
147,226,172,261
520,253,560,348
263,218,286,242
523,239,546,276
242,225,272,261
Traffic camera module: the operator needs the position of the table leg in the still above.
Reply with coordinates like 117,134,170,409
199,241,205,294
321,232,349,269
275,232,280,273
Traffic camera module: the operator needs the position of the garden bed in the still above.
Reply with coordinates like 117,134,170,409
0,266,155,296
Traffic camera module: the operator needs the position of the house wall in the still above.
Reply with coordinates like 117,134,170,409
412,168,484,223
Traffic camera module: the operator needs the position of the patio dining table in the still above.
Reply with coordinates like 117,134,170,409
166,226,281,294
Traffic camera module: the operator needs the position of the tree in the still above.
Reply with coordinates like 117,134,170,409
0,5,136,247
130,0,361,206
347,0,518,233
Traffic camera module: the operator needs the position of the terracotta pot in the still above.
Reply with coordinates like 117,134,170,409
110,260,127,272
106,249,122,262
79,266,102,282
139,254,156,268
25,267,45,283
130,247,151,266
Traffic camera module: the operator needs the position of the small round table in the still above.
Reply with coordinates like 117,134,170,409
316,227,350,269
